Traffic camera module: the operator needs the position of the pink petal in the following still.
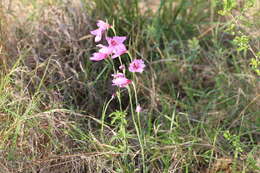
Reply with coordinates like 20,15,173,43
129,59,146,73
90,29,100,35
119,65,125,70
90,29,103,42
111,44,127,58
112,73,131,88
113,36,127,44
99,45,113,55
112,77,131,88
111,73,125,78
106,36,127,47
94,35,102,42
106,37,113,45
97,20,110,30
90,52,108,61
136,105,142,113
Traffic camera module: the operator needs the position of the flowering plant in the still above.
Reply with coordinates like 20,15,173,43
90,20,145,89
90,20,146,171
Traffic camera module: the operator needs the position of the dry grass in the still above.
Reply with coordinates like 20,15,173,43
0,0,109,172
0,0,259,172
1,0,111,112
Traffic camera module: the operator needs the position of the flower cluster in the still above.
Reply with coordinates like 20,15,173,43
90,21,127,61
90,20,146,89
111,73,131,88
90,20,146,112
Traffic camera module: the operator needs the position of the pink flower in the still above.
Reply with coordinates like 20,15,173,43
107,36,127,46
107,36,127,58
90,20,110,42
136,105,142,113
112,73,131,88
90,52,108,61
97,20,110,30
99,36,127,58
119,65,125,70
129,59,146,73
112,72,125,78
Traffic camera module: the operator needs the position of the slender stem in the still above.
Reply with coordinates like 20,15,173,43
132,80,139,105
132,81,142,136
127,51,133,61
127,85,146,172
112,21,145,171
107,57,116,73
117,91,123,111
119,56,123,66
101,96,114,141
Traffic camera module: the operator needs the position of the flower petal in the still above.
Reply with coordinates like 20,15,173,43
90,52,108,61
129,59,146,73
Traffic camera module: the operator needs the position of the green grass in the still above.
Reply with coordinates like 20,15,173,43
0,0,259,172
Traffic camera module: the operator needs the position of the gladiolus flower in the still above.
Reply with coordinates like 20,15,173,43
129,59,146,73
90,20,110,42
99,36,127,58
96,20,110,30
90,52,108,61
112,73,131,88
119,65,125,70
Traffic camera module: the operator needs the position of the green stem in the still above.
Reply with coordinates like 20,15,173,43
132,81,142,137
101,96,114,141
127,51,133,61
127,86,146,172
117,91,123,111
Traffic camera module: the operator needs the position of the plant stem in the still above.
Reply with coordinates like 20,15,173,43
127,86,146,172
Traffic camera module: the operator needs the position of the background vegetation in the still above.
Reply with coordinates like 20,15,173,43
0,0,259,172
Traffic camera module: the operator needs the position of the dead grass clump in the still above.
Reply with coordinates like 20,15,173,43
0,0,117,172
21,5,93,109
1,0,110,113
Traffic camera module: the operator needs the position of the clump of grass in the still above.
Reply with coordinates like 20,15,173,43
0,0,259,172
0,0,113,171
